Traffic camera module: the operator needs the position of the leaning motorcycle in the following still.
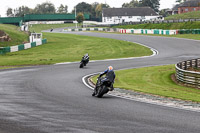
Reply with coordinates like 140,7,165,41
93,76,110,98
79,58,88,68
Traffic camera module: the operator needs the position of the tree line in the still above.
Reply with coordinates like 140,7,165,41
6,2,68,17
6,0,161,18
122,0,160,12
6,1,110,21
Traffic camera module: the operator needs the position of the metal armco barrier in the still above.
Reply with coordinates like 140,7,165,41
175,58,200,88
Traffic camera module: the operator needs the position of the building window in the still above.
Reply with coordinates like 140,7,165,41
118,16,122,18
128,16,132,18
185,8,188,11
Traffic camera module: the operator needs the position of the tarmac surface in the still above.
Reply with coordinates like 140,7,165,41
0,29,200,133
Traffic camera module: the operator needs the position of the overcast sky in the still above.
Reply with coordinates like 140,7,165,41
0,0,177,17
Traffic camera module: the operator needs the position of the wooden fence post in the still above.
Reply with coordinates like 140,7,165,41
185,61,187,70
196,59,198,68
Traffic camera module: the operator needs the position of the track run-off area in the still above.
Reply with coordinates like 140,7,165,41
0,29,200,133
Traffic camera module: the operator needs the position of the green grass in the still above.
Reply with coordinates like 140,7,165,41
0,66,25,69
165,11,200,20
113,21,200,30
0,24,29,47
29,23,78,32
92,65,200,102
135,34,200,40
0,32,152,66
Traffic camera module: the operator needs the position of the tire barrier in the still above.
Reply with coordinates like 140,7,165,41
63,28,120,32
175,58,200,88
63,28,200,35
178,29,200,34
119,29,200,35
0,39,47,54
119,29,178,35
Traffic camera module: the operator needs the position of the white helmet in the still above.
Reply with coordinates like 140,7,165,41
108,66,113,71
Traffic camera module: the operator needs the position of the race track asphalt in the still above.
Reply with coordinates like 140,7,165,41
0,30,199,133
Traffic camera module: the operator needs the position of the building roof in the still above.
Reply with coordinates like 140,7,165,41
179,0,200,7
172,4,180,11
102,7,158,17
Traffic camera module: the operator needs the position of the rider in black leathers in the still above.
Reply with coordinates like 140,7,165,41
92,66,115,96
81,53,89,66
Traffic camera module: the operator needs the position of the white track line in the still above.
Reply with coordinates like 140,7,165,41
54,41,158,65
55,37,199,112
79,40,199,112
82,73,200,113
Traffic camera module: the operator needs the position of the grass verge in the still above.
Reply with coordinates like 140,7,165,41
165,11,200,20
92,65,200,102
0,32,152,66
0,24,29,47
29,23,78,32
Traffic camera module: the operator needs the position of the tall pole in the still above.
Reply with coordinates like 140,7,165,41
75,6,77,28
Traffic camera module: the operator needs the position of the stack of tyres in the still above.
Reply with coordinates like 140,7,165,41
194,29,198,34
179,29,184,34
194,29,200,34
0,48,5,54
185,29,191,34
198,29,200,34
0,47,10,54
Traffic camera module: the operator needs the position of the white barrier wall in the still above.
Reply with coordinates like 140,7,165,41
24,43,31,49
36,41,42,46
10,46,18,52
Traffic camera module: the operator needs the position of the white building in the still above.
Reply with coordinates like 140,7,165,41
102,7,159,24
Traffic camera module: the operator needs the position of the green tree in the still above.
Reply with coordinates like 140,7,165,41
34,2,56,14
73,2,92,14
76,12,85,23
57,4,64,13
57,4,68,13
14,6,32,17
95,3,110,18
159,9,170,17
91,2,99,18
140,0,160,12
6,8,14,17
64,5,68,13
122,0,140,8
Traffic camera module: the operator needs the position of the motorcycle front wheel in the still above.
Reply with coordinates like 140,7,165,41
79,62,84,68
96,85,109,98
